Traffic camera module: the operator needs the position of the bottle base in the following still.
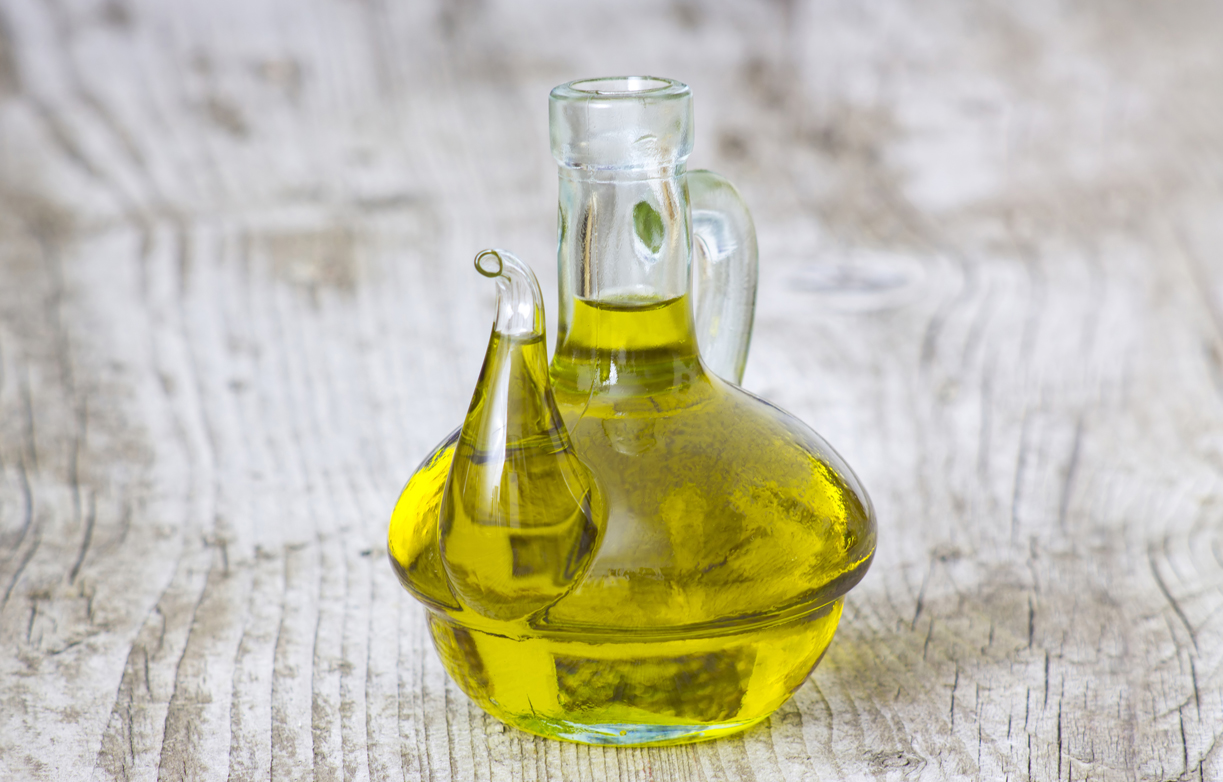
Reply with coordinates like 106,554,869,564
505,714,769,746
426,598,843,747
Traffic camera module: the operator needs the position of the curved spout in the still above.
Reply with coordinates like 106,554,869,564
439,249,604,622
475,249,545,337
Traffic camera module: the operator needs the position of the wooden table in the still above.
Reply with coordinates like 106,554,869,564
2,1,1221,779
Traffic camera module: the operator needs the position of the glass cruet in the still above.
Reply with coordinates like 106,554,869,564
387,76,876,747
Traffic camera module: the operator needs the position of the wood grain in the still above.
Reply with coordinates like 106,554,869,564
1,0,1221,779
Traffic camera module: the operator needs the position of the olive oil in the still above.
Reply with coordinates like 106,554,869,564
438,331,603,622
388,291,875,745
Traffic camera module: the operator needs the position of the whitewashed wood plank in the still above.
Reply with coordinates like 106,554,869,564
1,0,1222,779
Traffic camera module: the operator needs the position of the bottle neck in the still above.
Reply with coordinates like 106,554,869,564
554,165,695,344
551,165,706,398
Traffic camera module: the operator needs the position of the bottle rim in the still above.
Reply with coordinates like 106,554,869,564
551,76,690,103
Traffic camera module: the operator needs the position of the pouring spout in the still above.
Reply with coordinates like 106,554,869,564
475,249,547,337
439,249,604,622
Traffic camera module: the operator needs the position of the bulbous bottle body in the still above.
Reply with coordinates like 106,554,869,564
389,292,874,745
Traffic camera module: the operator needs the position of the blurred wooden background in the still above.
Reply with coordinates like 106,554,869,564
2,0,1222,779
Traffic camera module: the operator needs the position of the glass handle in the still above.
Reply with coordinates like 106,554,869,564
688,169,759,385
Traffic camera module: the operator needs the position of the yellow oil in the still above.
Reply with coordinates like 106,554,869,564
437,331,603,622
388,295,875,745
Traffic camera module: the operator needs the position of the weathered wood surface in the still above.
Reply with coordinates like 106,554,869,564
1,0,1221,779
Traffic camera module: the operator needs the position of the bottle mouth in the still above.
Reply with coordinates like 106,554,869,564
552,76,690,103
568,76,673,95
550,76,694,169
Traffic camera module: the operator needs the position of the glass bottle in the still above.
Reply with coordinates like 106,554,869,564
388,77,876,746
